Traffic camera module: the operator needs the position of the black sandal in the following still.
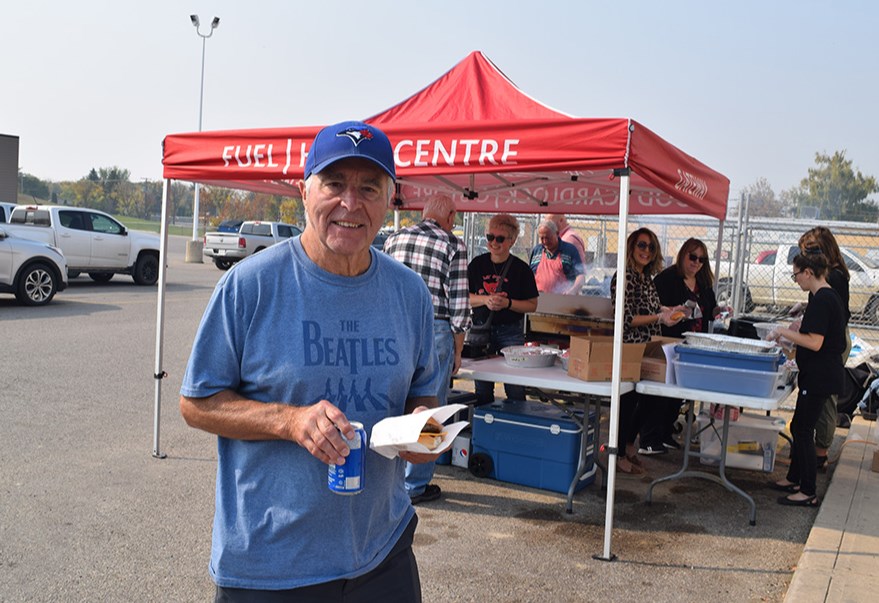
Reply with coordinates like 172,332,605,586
777,494,819,507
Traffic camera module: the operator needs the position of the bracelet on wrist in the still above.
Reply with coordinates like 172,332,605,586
507,298,513,310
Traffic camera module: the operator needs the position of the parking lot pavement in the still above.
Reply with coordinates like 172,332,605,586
0,235,842,602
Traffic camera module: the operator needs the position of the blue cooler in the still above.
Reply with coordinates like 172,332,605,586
470,400,595,494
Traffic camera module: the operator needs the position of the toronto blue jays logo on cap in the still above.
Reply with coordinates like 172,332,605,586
304,120,396,181
336,127,374,146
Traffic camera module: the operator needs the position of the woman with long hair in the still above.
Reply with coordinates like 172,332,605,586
649,238,725,449
610,228,683,472
770,253,846,506
797,227,851,469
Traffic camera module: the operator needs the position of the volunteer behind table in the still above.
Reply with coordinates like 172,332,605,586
797,227,851,470
610,228,683,472
548,213,587,266
650,238,725,450
529,219,584,295
769,253,845,507
468,214,539,405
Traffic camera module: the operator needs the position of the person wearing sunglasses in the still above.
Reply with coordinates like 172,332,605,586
529,220,585,295
768,253,846,507
610,228,683,470
796,227,851,470
649,238,726,452
468,214,539,404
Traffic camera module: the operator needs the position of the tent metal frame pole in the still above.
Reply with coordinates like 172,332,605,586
595,168,630,562
152,178,172,459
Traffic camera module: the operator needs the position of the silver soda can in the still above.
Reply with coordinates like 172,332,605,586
328,421,366,495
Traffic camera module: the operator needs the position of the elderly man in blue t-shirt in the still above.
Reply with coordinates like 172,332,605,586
180,121,441,601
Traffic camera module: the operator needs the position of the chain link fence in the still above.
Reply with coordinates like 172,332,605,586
461,212,879,349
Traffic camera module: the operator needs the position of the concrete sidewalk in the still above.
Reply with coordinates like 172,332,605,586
785,416,879,602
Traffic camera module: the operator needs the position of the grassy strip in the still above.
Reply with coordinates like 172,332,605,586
120,217,197,237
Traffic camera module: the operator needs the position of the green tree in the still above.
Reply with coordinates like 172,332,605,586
742,177,785,217
279,198,305,226
18,171,49,200
784,151,878,222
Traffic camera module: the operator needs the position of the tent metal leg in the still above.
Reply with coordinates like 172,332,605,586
152,178,171,460
599,167,631,561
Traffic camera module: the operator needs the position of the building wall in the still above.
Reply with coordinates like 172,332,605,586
0,134,20,204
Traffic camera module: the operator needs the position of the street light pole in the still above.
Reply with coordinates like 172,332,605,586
185,15,220,263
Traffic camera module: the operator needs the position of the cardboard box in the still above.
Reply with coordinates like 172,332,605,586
639,337,682,383
872,450,879,473
696,412,786,472
471,400,596,493
566,336,645,382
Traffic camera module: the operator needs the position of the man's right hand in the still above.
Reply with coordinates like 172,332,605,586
180,392,355,465
287,400,354,466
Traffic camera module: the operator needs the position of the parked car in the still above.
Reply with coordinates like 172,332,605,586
372,228,394,249
0,227,68,305
203,220,302,270
5,205,160,285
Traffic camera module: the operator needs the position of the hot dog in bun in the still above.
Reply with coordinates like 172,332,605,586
418,417,446,450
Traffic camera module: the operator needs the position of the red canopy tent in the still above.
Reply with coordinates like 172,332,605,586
162,51,728,219
154,51,730,561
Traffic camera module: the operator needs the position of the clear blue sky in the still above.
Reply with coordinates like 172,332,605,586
1,0,876,199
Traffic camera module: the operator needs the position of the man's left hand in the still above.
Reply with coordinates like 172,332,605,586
398,404,444,463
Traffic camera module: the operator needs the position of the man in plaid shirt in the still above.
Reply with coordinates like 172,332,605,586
383,194,471,504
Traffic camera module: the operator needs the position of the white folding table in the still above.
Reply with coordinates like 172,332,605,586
456,357,635,512
635,380,794,525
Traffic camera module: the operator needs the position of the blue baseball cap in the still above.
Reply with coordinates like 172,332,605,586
304,120,396,181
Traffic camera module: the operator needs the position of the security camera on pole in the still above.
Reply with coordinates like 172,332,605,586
184,14,220,263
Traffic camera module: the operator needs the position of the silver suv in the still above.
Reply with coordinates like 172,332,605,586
0,227,68,305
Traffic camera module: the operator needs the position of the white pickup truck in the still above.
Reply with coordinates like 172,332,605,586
716,243,879,322
203,220,302,270
5,205,160,285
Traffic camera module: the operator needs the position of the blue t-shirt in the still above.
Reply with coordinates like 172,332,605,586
180,237,439,589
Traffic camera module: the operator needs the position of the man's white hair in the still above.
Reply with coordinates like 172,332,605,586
539,219,559,235
421,194,455,221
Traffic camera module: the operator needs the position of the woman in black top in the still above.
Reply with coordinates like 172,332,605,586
468,214,539,404
650,238,724,449
769,254,845,506
798,227,851,468
654,238,722,338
